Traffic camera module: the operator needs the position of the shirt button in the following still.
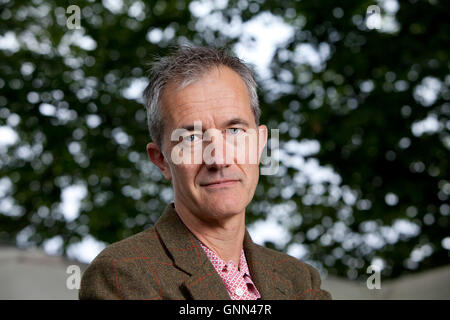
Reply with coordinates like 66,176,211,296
235,287,244,296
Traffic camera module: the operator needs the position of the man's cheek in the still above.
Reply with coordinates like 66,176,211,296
178,164,199,185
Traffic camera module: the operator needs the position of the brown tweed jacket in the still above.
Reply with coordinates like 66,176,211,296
79,203,332,300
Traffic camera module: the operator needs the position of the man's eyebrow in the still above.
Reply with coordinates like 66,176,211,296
179,124,198,131
178,118,250,131
223,118,250,128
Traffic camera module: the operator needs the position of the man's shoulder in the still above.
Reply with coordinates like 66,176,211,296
250,242,331,299
250,242,322,279
92,225,164,262
79,225,170,300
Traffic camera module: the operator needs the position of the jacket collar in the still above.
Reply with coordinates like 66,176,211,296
155,203,292,300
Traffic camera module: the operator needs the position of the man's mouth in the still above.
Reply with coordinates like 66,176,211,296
200,179,239,188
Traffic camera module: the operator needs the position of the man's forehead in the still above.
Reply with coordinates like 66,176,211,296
166,94,241,109
166,70,247,101
160,67,253,130
163,93,250,119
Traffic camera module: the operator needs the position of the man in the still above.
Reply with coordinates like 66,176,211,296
79,46,332,300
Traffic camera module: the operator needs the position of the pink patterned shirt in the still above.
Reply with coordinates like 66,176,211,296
198,241,261,300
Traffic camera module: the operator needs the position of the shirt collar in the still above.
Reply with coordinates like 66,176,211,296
198,240,251,276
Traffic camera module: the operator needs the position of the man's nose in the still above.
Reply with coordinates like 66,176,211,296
204,131,232,169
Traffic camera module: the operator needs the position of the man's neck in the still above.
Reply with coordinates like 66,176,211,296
173,201,246,267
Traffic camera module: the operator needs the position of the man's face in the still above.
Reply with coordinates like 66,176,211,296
150,66,267,222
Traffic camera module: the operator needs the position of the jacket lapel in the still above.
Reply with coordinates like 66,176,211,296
155,203,230,300
243,230,294,299
155,203,293,300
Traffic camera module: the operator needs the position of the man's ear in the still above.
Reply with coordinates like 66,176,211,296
257,124,268,163
147,142,172,180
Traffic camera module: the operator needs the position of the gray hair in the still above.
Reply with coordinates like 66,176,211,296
143,45,260,149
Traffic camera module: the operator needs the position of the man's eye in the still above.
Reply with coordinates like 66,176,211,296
226,128,243,135
183,134,202,143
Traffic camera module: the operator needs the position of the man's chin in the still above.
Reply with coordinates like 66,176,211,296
200,198,246,220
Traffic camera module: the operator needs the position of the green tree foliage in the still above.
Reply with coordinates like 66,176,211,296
0,0,448,281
